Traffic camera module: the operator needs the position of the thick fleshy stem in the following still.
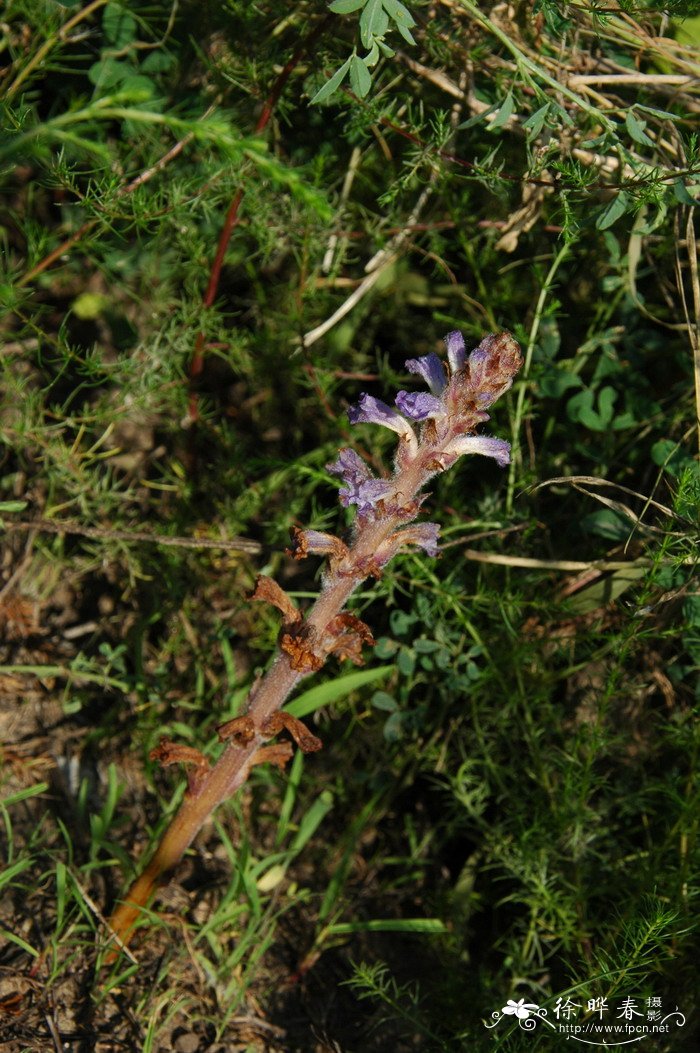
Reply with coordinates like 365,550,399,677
106,330,522,955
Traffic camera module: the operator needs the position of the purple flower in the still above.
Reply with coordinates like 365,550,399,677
327,447,371,485
444,330,466,373
347,394,412,435
350,478,394,515
375,522,441,565
327,447,393,514
395,390,445,421
441,435,511,467
405,353,447,395
394,522,440,556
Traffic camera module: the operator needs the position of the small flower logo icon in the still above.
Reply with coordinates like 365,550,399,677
502,999,540,1020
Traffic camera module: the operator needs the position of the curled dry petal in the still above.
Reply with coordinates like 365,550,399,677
250,575,301,626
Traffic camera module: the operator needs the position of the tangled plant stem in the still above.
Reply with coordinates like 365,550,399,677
107,330,522,955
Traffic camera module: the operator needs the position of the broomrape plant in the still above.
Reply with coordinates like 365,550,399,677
107,329,522,952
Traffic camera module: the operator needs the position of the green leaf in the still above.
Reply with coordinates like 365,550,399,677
0,500,28,515
580,510,630,541
596,191,631,230
413,638,440,653
673,179,698,206
597,385,617,426
625,109,654,147
349,54,372,97
371,691,398,712
103,3,136,48
118,74,156,101
382,710,405,741
243,148,333,220
567,388,595,427
327,917,447,935
397,647,415,676
523,102,550,137
565,566,647,614
374,636,398,658
489,91,515,131
290,790,334,852
141,50,176,74
88,58,131,88
395,21,416,44
538,368,583,398
684,595,700,628
634,199,668,235
457,101,500,130
360,0,387,47
0,858,33,891
651,438,695,476
0,927,39,957
329,0,366,11
636,103,683,121
364,41,380,66
381,0,416,25
286,666,394,718
309,56,352,105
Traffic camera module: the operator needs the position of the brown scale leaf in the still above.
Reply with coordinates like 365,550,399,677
216,715,256,746
280,628,324,672
250,742,294,770
250,575,301,625
262,711,323,753
149,740,210,794
327,612,375,645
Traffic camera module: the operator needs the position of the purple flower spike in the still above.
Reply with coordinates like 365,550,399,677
442,435,511,467
395,390,445,421
444,331,466,373
405,353,447,395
